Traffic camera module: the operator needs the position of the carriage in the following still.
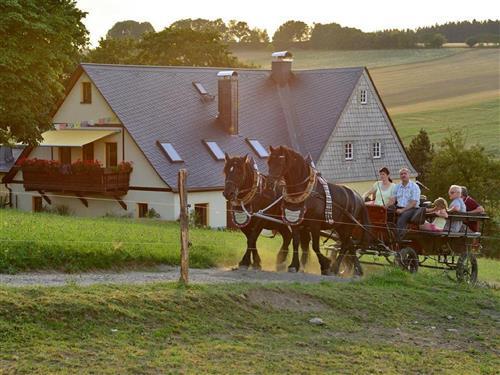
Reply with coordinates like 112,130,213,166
325,204,489,284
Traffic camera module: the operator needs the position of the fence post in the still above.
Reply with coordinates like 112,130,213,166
178,169,189,284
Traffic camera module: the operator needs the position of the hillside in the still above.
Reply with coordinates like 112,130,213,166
0,270,498,373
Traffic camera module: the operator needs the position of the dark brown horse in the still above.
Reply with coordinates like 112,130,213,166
267,146,370,275
223,154,309,270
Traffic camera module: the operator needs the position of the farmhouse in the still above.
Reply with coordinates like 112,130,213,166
2,53,416,227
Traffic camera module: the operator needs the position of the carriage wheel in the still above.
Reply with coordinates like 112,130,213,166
396,247,419,273
456,252,478,285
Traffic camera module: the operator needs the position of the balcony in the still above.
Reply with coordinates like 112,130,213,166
21,159,132,196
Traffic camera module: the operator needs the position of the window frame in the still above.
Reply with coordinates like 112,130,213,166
360,89,367,105
157,141,183,163
138,203,148,218
194,203,209,227
203,140,225,161
246,138,269,158
344,142,353,160
372,141,382,159
81,82,92,104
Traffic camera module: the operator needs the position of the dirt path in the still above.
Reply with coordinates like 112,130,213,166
0,266,348,287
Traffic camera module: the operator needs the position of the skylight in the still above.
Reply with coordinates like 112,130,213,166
193,82,208,95
204,141,225,161
158,141,183,162
247,139,269,158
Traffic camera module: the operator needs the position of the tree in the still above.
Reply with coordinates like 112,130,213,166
422,33,447,48
465,36,478,47
106,20,154,40
427,131,500,213
137,27,242,67
86,38,140,64
170,18,229,41
227,20,252,43
407,129,434,185
273,20,310,48
0,0,88,145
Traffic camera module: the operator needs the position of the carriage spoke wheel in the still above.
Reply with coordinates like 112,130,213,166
456,252,478,285
332,250,363,277
396,247,419,273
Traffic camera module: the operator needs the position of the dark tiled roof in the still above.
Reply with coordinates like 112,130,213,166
81,63,363,190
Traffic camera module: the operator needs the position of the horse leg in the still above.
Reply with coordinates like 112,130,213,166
288,228,301,273
311,225,331,275
249,224,263,270
276,226,292,272
238,227,254,270
300,227,310,270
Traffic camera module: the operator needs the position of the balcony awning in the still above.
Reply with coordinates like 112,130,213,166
40,129,119,147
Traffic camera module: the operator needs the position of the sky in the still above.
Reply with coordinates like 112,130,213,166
77,0,499,46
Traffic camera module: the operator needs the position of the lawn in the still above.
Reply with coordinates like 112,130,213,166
392,98,500,157
0,209,280,273
0,269,498,374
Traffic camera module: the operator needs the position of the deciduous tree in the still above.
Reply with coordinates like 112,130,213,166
407,129,434,185
273,20,310,48
0,0,88,144
106,20,154,40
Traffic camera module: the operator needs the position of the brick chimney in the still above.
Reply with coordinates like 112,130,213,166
217,70,238,135
271,51,293,86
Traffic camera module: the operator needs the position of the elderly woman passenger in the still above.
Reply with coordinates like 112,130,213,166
446,184,466,232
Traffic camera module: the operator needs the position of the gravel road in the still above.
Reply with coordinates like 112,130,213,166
0,266,348,287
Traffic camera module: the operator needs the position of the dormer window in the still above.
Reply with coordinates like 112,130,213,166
204,141,225,161
373,142,381,159
193,82,208,95
82,82,92,104
158,141,183,163
246,139,269,158
344,143,353,160
360,89,367,104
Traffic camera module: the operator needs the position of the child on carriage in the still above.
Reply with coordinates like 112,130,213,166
420,197,448,232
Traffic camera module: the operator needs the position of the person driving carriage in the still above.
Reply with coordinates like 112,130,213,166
387,167,421,241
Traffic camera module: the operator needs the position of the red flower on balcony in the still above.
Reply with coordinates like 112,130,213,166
71,159,103,174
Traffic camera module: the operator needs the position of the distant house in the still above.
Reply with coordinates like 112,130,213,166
2,52,416,227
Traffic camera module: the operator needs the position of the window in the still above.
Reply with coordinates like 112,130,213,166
344,143,353,160
194,203,208,226
32,196,43,212
82,82,92,104
106,143,117,167
82,143,94,161
246,139,269,158
193,82,208,95
158,142,183,163
360,89,367,104
59,147,71,165
372,142,381,159
138,203,148,218
204,141,225,161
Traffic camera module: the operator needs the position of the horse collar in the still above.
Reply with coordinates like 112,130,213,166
283,165,317,204
230,169,261,207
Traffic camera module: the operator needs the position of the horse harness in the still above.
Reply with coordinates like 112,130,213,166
281,164,335,226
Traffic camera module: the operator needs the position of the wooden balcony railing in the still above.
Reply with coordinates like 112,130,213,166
22,167,131,196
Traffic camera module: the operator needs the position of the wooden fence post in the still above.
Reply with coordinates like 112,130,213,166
178,169,189,284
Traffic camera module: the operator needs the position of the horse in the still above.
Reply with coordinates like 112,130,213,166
266,146,371,275
223,153,309,270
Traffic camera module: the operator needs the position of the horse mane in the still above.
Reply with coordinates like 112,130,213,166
279,146,309,180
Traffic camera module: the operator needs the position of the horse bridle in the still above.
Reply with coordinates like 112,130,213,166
226,162,262,206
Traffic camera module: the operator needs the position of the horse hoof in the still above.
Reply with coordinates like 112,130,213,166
238,265,249,271
321,269,332,276
252,264,262,271
288,267,297,273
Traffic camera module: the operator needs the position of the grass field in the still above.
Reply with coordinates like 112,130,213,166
0,270,498,373
233,48,465,70
393,98,500,156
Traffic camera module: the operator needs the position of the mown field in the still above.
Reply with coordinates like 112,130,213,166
1,209,499,286
0,270,498,374
235,48,499,155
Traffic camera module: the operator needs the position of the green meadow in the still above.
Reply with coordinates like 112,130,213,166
0,270,498,374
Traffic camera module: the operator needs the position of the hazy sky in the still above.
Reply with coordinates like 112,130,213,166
77,0,499,46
